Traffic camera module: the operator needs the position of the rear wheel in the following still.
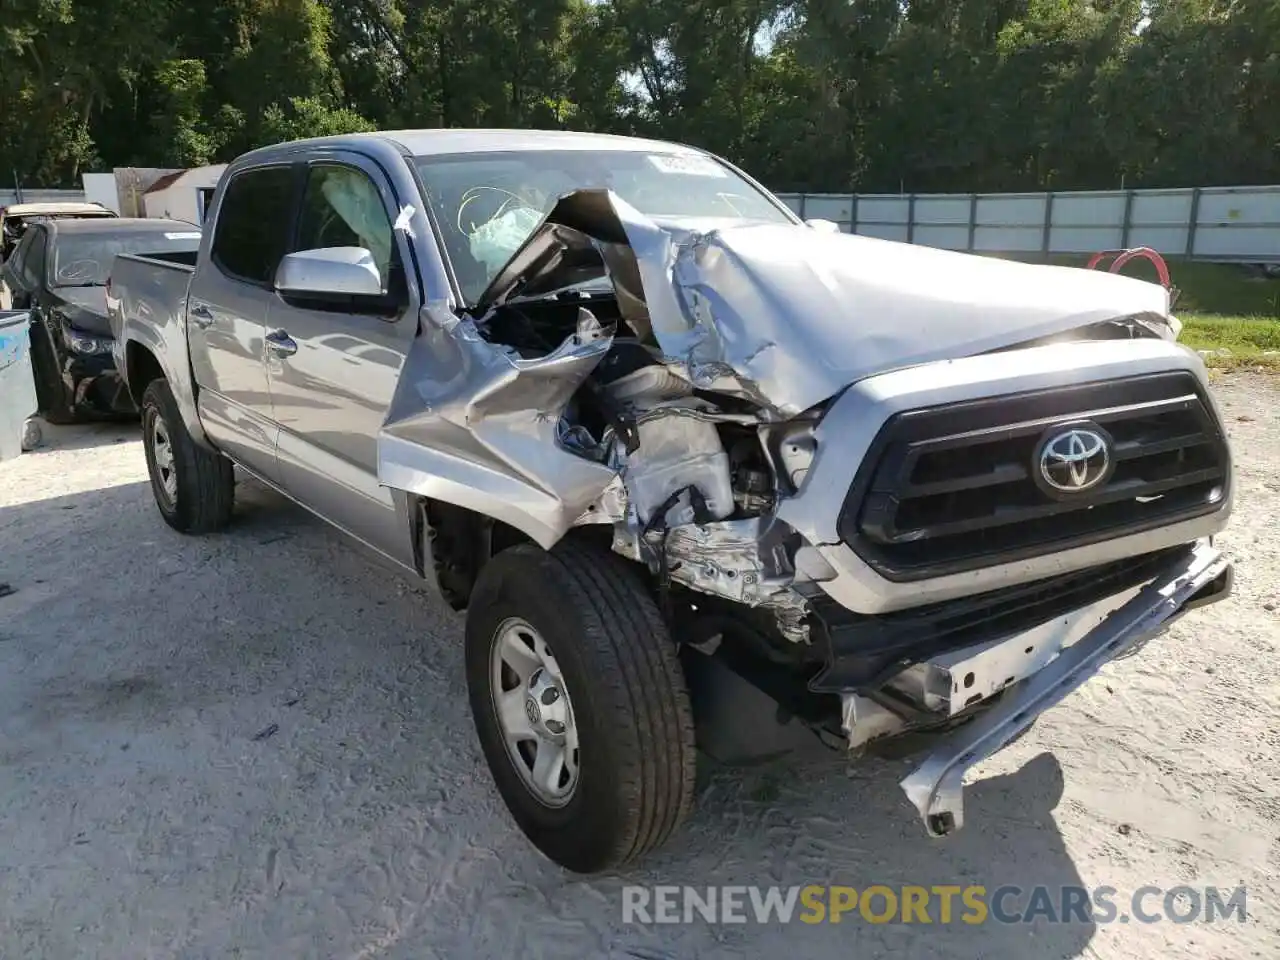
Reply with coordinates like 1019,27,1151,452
465,540,697,873
141,378,234,533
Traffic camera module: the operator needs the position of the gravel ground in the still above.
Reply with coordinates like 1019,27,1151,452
0,373,1277,960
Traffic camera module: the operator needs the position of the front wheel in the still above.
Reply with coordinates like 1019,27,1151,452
465,541,697,873
141,378,235,533
28,316,76,424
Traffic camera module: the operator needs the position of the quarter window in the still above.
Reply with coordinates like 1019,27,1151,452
4,230,33,281
22,229,47,287
211,166,295,284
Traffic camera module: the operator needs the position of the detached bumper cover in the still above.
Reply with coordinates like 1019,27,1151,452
900,541,1232,837
63,350,134,413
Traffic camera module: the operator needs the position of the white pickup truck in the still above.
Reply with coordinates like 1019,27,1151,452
108,129,1234,873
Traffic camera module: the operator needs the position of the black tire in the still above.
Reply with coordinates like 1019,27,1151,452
28,316,76,424
465,540,697,873
140,378,235,533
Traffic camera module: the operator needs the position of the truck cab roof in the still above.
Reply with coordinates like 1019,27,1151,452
233,128,713,165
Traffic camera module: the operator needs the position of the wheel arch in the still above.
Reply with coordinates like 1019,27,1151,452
122,336,214,450
411,496,546,611
124,340,165,406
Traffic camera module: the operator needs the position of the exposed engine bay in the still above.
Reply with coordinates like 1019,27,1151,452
377,186,1202,756
452,195,829,657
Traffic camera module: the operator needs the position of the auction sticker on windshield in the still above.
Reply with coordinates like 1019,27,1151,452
647,154,728,178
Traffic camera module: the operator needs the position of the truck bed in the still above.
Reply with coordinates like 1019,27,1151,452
114,249,198,273
107,252,195,349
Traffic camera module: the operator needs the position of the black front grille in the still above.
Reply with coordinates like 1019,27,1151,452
838,372,1229,581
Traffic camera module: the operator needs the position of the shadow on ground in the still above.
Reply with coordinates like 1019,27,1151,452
21,417,140,455
0,479,1095,960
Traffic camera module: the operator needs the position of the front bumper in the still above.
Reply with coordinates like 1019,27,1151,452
63,349,134,414
899,540,1232,836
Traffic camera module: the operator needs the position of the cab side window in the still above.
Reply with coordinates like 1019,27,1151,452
4,230,33,282
21,228,47,288
295,165,396,290
211,166,295,285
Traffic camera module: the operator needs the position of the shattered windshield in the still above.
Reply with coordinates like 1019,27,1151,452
51,230,201,287
414,149,793,304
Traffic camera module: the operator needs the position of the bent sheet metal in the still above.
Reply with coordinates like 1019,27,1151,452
376,187,1174,550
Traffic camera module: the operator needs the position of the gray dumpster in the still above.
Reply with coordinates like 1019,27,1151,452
0,311,41,461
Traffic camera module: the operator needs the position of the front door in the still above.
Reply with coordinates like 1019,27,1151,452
264,155,419,566
186,163,297,481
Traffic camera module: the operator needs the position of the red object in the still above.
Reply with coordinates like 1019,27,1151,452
1086,246,1172,289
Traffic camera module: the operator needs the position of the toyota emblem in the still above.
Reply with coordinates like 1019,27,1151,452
1036,424,1113,495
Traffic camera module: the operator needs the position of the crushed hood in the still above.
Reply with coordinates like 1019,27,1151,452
473,190,1173,416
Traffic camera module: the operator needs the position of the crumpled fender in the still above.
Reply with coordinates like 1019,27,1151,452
377,305,615,549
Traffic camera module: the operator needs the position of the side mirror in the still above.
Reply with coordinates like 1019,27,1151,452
275,247,384,298
805,218,842,234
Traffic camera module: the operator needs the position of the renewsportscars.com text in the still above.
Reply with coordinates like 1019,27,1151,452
621,884,1248,926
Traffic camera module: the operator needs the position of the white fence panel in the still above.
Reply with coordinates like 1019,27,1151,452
14,181,1280,260
914,225,969,249
802,194,854,225
915,195,971,225
1198,186,1280,225
1195,225,1280,259
858,195,910,225
771,184,1280,261
0,188,86,206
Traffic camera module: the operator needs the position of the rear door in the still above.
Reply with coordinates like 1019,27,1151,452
186,164,298,481
264,154,419,566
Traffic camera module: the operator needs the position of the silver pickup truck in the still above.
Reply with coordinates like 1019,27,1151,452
108,129,1234,874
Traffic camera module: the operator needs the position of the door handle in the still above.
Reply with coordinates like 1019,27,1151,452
265,329,298,357
190,303,214,329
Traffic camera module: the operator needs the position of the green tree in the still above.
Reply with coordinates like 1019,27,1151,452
1,0,1278,192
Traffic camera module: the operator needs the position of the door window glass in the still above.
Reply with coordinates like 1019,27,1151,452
22,229,46,287
211,166,295,284
296,165,394,287
5,229,34,281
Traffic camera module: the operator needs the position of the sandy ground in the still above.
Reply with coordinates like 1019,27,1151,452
0,373,1277,960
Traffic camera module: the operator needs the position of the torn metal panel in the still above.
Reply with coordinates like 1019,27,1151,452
654,516,810,643
475,188,1174,417
574,473,629,527
377,304,617,549
624,413,734,525
841,695,907,750
381,184,1174,564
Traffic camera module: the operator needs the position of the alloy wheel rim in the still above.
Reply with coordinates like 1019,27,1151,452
150,414,178,505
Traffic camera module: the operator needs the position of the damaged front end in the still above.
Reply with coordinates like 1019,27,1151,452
379,188,829,638
376,186,1230,836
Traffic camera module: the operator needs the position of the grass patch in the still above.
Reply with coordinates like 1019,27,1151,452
1178,314,1280,370
1156,260,1280,369
997,253,1280,369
